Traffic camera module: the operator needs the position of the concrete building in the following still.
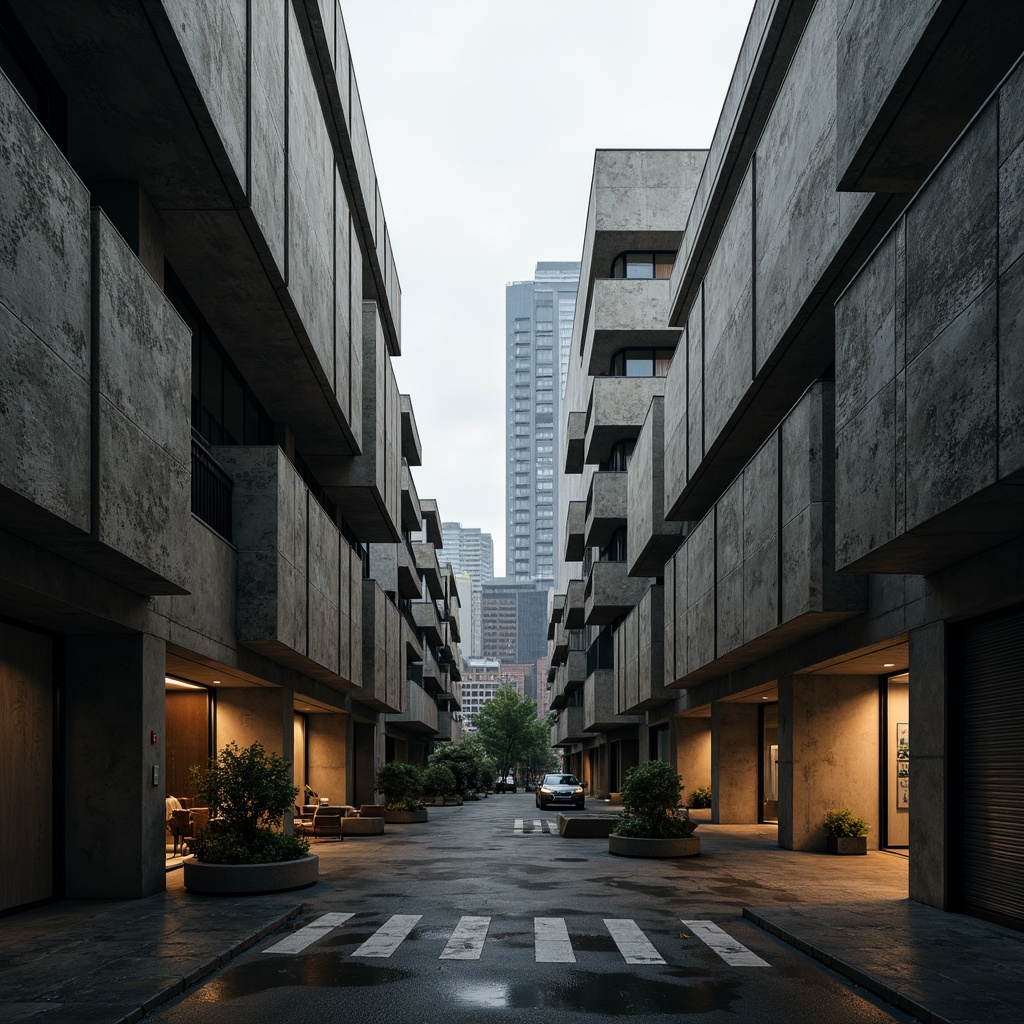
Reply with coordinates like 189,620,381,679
550,1,1024,930
506,261,580,585
459,657,527,731
438,522,493,657
0,0,460,913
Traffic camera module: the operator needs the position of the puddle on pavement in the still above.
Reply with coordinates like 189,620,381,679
195,956,411,1001
449,970,739,1015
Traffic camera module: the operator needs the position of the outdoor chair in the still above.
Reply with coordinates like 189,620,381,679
310,805,343,840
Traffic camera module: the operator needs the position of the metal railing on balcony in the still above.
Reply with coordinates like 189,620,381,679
191,429,232,541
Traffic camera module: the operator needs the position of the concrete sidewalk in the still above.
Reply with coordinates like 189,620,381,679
1,830,1022,1024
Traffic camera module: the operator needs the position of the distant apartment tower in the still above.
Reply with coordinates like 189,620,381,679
438,523,494,657
460,658,527,730
506,261,580,585
480,578,550,699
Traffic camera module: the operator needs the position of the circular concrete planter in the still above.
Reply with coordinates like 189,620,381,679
183,854,319,894
384,809,428,824
608,835,700,858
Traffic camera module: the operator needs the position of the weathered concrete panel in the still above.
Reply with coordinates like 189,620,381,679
905,286,998,530
250,0,287,277
308,498,340,676
998,253,1024,478
0,72,91,532
334,173,353,428
755,0,838,371
163,0,247,188
94,213,191,592
905,105,997,363
288,5,334,386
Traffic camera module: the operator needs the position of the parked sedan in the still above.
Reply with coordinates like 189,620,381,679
536,773,585,810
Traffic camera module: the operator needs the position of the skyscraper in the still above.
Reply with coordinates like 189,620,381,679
506,261,580,586
438,522,494,658
480,578,550,700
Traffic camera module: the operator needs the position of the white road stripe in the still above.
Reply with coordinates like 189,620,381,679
440,916,491,960
263,913,354,954
532,819,543,831
682,919,771,967
514,818,524,832
535,917,576,963
353,914,422,958
604,919,665,964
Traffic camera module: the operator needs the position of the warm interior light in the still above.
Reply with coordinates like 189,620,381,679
211,679,221,684
883,663,895,668
165,677,204,691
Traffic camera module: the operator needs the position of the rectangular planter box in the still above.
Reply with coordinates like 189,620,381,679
826,835,867,855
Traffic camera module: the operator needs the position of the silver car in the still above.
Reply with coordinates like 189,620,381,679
536,773,585,810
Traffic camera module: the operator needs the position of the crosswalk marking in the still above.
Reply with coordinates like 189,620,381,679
262,911,771,969
353,914,422,958
604,918,666,964
513,818,553,834
440,916,491,960
535,917,576,963
262,912,354,955
683,919,771,967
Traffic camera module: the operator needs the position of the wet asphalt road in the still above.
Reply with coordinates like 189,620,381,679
151,794,917,1023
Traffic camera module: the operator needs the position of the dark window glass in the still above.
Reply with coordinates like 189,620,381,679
610,251,675,280
0,8,67,151
223,369,244,445
625,254,654,279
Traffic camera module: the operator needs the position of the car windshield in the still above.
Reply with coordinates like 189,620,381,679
544,775,579,786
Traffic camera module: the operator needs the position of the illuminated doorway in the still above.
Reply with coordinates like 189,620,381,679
883,672,909,850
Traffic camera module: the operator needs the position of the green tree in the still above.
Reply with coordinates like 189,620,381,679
428,737,490,796
472,686,552,783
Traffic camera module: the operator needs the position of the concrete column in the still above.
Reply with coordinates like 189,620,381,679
711,702,759,823
352,720,377,806
908,620,947,909
676,716,712,806
64,634,166,899
307,712,349,805
214,685,293,764
778,674,880,851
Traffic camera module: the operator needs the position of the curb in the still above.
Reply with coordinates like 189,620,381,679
742,908,949,1024
111,904,303,1024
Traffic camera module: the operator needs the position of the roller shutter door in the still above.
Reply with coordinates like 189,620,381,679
961,604,1024,927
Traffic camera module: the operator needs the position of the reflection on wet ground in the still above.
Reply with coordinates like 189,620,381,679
449,970,738,1015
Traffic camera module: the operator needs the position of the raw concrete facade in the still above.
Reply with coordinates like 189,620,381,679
0,0,460,914
551,0,1024,930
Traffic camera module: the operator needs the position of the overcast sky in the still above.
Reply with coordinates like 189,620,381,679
341,1,756,571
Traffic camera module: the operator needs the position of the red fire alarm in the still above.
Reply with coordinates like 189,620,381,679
151,730,157,744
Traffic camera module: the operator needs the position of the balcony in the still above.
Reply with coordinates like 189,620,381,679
410,600,444,647
584,560,650,626
564,502,586,562
627,397,685,578
412,541,444,600
833,74,1024,575
357,580,403,713
547,592,565,641
585,279,680,377
420,645,443,694
564,411,586,474
435,709,460,742
614,585,673,714
215,446,362,689
584,376,666,467
306,303,402,543
400,394,422,467
419,499,443,547
386,680,439,734
564,579,586,629
551,706,587,747
550,621,569,666
584,472,627,550
665,383,866,685
401,462,422,534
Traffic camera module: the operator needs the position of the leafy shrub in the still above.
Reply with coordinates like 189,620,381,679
428,738,491,796
823,808,869,837
375,761,423,810
689,786,712,809
420,764,457,800
186,741,308,864
611,760,697,840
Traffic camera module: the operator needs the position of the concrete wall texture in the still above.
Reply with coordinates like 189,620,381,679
550,0,1024,928
0,0,458,912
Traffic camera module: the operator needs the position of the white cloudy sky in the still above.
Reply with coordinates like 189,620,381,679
341,1,756,571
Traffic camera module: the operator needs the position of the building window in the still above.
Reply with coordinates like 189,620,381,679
599,438,636,472
610,251,675,280
607,347,674,378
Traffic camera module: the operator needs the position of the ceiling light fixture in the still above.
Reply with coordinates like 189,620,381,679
883,663,895,668
211,679,221,685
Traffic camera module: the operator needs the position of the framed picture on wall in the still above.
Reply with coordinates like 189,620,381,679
896,722,909,809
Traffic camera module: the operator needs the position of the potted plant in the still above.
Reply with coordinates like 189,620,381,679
688,785,712,809
823,808,869,854
609,760,700,858
420,763,458,805
376,762,428,823
183,741,317,894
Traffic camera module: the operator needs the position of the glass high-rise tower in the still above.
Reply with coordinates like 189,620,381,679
505,261,580,585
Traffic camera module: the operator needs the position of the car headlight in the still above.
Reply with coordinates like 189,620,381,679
540,786,551,794
574,787,583,794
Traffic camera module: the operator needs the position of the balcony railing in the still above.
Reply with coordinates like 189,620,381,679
191,429,232,540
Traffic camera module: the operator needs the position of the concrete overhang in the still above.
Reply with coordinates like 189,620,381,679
564,412,587,474
564,501,586,562
420,499,444,548
400,395,422,467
